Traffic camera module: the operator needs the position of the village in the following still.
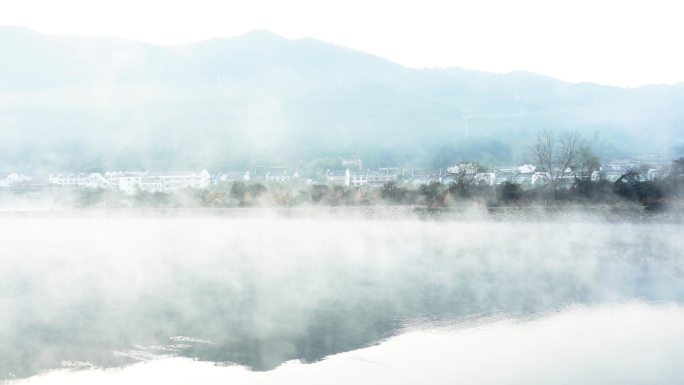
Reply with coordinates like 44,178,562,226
0,156,669,194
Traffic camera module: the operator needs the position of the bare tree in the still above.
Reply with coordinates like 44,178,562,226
532,129,580,187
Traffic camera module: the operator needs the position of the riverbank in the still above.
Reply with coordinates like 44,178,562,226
1,203,684,223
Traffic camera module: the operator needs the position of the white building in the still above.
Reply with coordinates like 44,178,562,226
215,171,250,184
138,170,211,193
326,169,350,186
517,164,536,174
0,173,32,188
48,173,107,189
265,168,299,183
602,169,626,183
447,163,478,175
104,171,146,194
367,169,399,188
349,171,369,187
474,172,496,186
645,168,662,181
408,169,443,186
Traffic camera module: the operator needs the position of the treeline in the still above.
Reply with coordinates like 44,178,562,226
4,158,682,210
11,159,676,210
378,170,682,211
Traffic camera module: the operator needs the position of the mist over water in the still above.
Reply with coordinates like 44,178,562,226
2,211,684,383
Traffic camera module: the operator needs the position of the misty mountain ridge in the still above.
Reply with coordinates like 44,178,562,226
1,26,683,173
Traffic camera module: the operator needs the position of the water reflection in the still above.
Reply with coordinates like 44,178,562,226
12,303,684,385
1,214,683,380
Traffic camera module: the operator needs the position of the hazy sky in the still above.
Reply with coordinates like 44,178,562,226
1,0,683,87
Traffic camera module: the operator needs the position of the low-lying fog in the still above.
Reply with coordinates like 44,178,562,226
2,211,683,383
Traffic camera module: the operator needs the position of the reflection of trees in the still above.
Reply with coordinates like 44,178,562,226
3,219,682,379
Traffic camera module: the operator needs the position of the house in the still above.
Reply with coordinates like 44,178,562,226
517,164,536,174
367,169,399,188
645,168,662,181
408,169,443,186
447,163,478,175
265,168,299,183
250,167,268,182
326,169,350,186
494,171,517,185
104,171,146,194
379,167,405,178
349,170,369,187
608,159,640,170
48,173,107,189
9,179,49,192
474,172,496,186
512,167,538,186
215,171,251,184
138,170,211,193
0,173,31,188
602,169,626,183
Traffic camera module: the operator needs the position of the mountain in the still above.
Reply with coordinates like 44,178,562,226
1,26,683,173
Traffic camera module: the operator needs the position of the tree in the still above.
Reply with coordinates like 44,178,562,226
247,183,267,199
419,182,446,208
572,145,600,181
670,157,684,178
309,184,329,203
496,181,522,204
614,170,666,209
447,166,478,199
381,181,407,203
532,129,580,187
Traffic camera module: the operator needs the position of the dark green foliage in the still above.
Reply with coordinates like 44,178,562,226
381,182,408,203
447,180,475,200
418,182,447,208
4,161,684,209
230,182,247,203
309,184,330,203
247,184,267,199
613,171,667,209
325,186,351,206
570,179,614,203
496,182,522,204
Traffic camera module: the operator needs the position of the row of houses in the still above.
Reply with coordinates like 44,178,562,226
214,168,301,184
323,164,535,188
324,160,665,189
46,170,211,194
325,168,407,187
0,158,667,193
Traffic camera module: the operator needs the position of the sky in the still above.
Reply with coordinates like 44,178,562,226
1,0,683,87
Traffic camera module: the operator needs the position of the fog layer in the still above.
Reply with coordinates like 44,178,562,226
1,214,683,380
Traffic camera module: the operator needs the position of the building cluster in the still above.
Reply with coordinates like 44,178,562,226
0,156,670,194
593,158,663,182
45,170,211,194
0,170,211,194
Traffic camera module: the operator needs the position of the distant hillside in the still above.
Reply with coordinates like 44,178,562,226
1,26,683,173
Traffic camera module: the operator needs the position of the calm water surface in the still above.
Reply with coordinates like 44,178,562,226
1,212,683,383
